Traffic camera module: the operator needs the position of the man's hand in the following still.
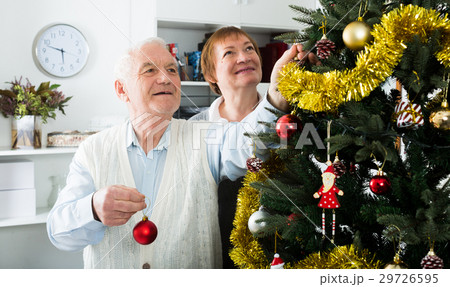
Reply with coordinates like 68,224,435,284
268,44,321,113
92,185,146,226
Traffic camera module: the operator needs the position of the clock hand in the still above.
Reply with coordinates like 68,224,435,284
61,50,79,57
46,45,65,64
46,45,63,53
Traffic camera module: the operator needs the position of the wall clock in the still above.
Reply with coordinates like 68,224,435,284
33,23,89,78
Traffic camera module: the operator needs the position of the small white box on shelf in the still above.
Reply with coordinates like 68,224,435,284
0,160,34,190
0,188,36,219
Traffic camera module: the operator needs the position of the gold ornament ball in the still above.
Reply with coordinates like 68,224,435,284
384,254,408,269
429,101,450,130
342,21,373,51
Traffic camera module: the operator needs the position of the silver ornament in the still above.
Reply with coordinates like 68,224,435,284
248,206,270,237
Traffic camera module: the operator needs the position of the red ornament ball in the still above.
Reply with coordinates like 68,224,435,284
369,174,391,195
276,114,302,140
133,215,158,245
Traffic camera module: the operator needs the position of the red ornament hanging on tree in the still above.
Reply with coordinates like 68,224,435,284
369,170,391,195
276,114,302,140
133,215,158,245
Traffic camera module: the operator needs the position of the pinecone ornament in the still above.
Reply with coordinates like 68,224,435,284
421,249,444,269
316,35,336,60
332,155,346,178
246,155,263,173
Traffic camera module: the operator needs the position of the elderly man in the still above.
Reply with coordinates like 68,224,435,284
47,37,298,268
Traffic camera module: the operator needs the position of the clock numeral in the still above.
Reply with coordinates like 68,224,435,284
44,39,50,45
76,58,80,63
52,64,55,69
70,64,74,70
59,30,65,36
78,49,82,54
60,67,65,73
75,40,79,46
42,48,46,53
50,32,56,39
45,57,49,63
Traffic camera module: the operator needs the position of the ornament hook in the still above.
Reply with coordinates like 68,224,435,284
370,147,388,172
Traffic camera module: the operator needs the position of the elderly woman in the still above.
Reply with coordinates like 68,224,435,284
190,26,318,267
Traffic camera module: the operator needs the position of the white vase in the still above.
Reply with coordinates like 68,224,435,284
11,115,42,149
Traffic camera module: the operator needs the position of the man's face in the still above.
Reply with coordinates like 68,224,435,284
123,43,181,120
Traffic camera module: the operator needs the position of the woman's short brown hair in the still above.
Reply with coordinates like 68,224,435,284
201,26,262,95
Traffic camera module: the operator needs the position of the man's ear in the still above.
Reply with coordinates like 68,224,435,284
115,80,129,103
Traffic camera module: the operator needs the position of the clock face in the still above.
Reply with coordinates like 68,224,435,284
33,24,89,78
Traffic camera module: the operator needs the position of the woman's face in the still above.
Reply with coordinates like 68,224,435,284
212,34,262,93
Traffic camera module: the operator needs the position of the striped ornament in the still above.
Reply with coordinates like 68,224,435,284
394,100,424,129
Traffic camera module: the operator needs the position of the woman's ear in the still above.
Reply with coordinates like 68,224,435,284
115,80,129,103
203,73,216,84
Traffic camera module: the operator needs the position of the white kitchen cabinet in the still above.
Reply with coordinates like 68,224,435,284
240,0,316,29
156,0,241,25
156,0,315,30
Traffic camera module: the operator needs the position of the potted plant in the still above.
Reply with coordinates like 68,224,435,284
0,77,72,149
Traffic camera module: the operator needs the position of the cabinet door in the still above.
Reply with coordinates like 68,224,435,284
240,0,316,29
157,0,240,24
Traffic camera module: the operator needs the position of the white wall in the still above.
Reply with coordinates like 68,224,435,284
0,0,157,268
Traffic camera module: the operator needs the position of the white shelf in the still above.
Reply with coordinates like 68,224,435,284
158,19,224,31
0,147,78,157
0,207,50,228
181,81,209,87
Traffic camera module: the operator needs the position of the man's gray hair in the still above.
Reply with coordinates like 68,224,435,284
114,37,168,81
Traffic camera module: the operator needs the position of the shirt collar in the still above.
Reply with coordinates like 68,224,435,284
126,119,171,151
208,93,263,123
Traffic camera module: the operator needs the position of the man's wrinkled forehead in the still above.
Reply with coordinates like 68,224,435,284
132,44,175,64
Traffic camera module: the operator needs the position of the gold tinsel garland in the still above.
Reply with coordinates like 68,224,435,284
229,154,283,269
293,245,383,269
278,5,450,112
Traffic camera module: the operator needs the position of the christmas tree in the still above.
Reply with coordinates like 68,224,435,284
231,0,450,269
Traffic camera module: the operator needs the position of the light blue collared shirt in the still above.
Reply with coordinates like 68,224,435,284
126,121,169,218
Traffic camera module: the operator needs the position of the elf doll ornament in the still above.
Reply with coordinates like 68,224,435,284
313,161,344,243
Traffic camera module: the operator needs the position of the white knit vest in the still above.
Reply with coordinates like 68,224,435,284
76,119,221,268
